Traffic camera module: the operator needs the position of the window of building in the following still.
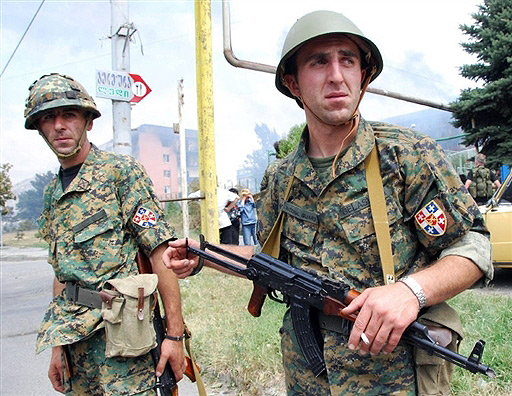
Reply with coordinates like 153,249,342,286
163,170,171,178
163,154,170,163
164,186,171,194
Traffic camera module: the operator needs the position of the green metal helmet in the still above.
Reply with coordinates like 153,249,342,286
24,73,101,130
275,10,383,100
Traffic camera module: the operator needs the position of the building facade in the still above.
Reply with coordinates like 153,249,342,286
101,124,199,201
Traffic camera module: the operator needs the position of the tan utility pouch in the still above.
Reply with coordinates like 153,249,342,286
100,274,158,358
414,302,464,396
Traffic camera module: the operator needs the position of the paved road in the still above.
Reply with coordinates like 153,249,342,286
0,247,200,395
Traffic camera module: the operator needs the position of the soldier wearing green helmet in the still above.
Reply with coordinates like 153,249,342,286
24,74,187,395
163,10,493,396
261,11,492,395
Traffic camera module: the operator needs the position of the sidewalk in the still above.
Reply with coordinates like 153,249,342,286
0,246,47,261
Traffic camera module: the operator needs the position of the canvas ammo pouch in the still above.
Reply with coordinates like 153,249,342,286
99,274,158,358
414,302,464,396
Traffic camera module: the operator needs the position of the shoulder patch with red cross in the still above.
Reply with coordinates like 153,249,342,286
133,206,157,228
414,200,447,236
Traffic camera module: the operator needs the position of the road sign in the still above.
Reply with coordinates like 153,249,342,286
96,70,151,103
129,73,152,103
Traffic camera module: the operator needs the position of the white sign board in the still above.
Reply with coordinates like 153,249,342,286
96,70,133,101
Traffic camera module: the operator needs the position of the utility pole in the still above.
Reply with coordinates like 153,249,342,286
174,79,190,236
110,0,132,155
195,0,219,243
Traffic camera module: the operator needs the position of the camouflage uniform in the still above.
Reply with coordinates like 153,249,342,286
36,144,175,395
257,119,491,395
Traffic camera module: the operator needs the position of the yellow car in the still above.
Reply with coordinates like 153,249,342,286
480,170,512,268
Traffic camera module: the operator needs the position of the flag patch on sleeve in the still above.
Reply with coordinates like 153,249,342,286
414,200,446,236
133,206,157,228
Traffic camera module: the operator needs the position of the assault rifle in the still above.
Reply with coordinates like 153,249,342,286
136,252,197,396
187,239,496,379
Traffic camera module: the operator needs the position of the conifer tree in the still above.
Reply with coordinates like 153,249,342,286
451,0,512,168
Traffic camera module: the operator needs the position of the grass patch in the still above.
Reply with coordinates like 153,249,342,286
1,230,48,248
180,268,286,394
449,290,512,395
181,271,512,395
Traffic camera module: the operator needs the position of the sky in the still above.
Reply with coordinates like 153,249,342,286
1,0,483,187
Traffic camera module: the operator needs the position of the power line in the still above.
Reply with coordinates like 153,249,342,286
1,0,46,78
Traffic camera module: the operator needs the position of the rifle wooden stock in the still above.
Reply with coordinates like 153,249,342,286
183,356,196,382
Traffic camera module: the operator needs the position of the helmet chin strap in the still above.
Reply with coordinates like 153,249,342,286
297,65,376,178
38,117,91,160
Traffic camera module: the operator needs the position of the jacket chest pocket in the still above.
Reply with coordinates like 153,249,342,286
72,209,121,255
282,202,319,248
341,194,402,244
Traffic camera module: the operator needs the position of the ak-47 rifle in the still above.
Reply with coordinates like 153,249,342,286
186,238,496,379
136,251,197,396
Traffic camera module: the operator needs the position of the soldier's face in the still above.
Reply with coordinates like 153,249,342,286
284,34,366,126
37,107,92,156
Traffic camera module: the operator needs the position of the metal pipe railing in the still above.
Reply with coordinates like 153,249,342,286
222,0,453,113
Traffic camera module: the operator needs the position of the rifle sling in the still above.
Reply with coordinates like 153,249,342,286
364,143,396,285
261,174,294,257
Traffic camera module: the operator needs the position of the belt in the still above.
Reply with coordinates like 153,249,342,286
65,282,103,309
316,311,353,336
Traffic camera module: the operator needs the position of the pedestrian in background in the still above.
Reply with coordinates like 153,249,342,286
239,188,258,246
227,187,241,245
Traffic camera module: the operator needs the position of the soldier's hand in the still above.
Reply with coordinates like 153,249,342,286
156,338,187,381
342,282,420,355
162,239,199,278
48,346,65,393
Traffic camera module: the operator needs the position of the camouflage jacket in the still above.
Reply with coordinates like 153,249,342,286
36,145,175,353
257,119,489,290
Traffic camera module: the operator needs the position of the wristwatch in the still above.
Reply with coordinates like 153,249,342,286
399,276,427,309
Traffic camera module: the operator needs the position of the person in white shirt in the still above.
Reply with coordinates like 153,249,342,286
188,187,239,243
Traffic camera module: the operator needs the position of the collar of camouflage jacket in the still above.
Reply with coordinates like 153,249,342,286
289,118,375,184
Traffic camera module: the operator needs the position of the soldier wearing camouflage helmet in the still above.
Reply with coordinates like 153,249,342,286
25,73,187,394
162,11,493,396
24,73,101,160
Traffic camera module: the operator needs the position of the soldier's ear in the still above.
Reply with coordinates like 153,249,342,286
283,74,301,99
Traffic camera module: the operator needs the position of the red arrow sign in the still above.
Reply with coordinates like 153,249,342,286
129,73,152,103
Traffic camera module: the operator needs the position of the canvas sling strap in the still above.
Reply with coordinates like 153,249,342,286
184,334,206,395
364,143,396,285
260,174,295,257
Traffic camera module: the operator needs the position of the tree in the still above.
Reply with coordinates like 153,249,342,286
15,170,55,227
450,0,512,169
278,122,306,158
0,163,16,215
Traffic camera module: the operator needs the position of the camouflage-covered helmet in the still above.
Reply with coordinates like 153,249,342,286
275,10,383,100
24,73,101,130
